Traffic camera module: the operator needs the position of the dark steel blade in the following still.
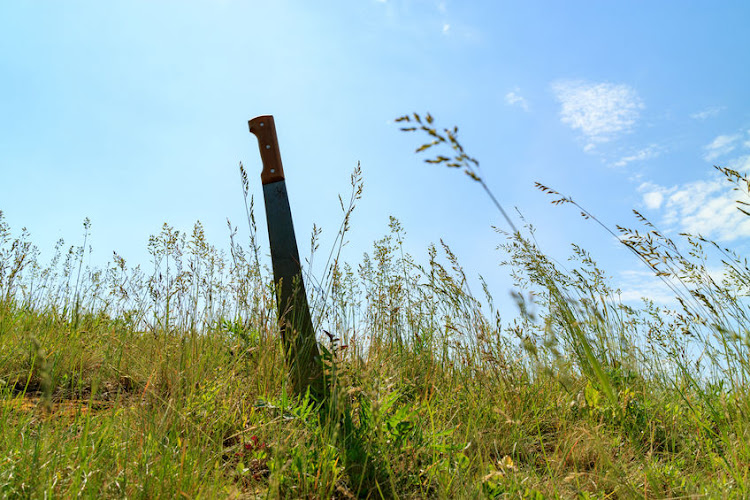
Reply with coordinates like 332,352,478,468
261,178,314,335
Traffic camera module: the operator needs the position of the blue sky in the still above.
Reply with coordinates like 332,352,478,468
2,1,749,316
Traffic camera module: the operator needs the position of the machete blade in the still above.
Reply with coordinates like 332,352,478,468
248,115,324,399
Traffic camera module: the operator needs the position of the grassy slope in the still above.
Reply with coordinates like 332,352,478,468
1,137,750,497
1,222,748,499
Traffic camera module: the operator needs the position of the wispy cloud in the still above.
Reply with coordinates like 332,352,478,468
504,88,528,111
551,80,644,151
376,0,465,37
638,181,672,210
616,269,676,305
616,265,737,305
690,106,724,120
613,145,659,168
643,190,665,210
639,155,750,241
704,134,741,162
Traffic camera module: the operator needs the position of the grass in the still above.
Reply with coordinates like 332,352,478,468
1,116,750,498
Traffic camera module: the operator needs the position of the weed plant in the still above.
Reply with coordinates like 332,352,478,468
1,117,749,498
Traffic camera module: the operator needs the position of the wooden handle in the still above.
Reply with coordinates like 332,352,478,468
248,115,285,185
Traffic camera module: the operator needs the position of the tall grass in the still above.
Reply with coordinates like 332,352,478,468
1,119,749,497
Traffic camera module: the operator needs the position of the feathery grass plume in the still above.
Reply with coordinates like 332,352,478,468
396,112,518,235
397,112,618,405
397,113,750,491
535,159,750,483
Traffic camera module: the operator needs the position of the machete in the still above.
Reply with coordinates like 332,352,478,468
248,115,324,400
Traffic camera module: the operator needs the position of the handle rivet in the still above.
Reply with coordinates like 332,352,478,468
270,169,276,173
265,144,271,149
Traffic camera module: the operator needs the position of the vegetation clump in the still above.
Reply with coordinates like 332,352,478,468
1,119,749,498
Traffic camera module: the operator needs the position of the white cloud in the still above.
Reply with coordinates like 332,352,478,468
731,154,750,172
616,264,746,306
690,106,724,120
551,80,644,151
643,191,663,210
640,156,750,241
504,88,529,111
665,181,743,240
704,134,740,162
442,23,450,34
613,145,659,168
615,244,746,304
638,181,675,210
616,269,676,305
